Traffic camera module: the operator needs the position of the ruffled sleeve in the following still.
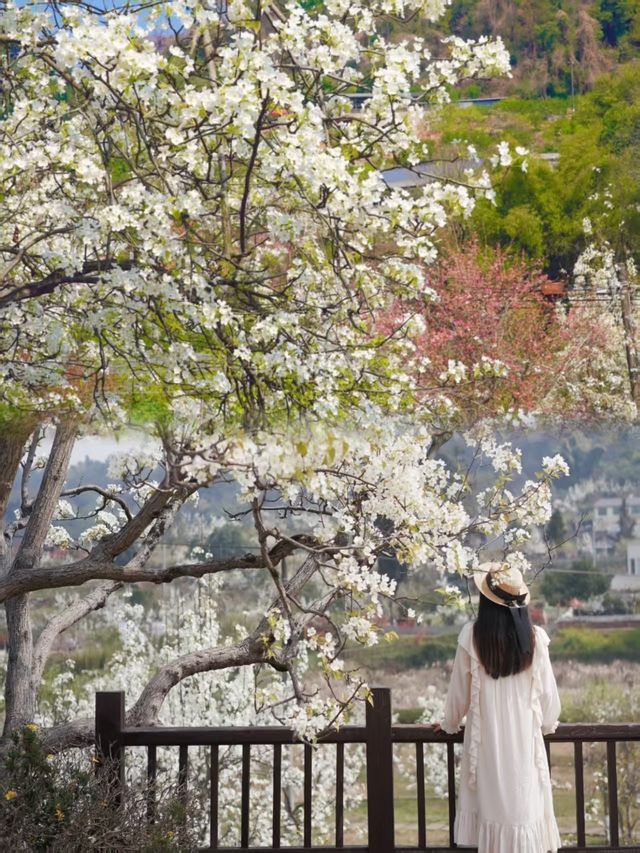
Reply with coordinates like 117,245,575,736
532,626,561,735
455,622,482,789
531,626,560,786
441,623,473,734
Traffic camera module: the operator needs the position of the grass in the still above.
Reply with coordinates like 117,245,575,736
342,741,619,846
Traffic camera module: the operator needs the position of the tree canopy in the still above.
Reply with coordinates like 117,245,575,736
0,0,569,749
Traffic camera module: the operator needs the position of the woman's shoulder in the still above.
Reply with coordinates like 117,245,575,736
458,621,474,638
457,621,477,656
533,624,551,647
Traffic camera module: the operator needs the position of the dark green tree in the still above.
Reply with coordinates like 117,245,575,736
540,559,610,605
596,0,640,45
545,508,568,546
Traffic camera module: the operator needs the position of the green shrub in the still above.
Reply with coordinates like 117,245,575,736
0,725,200,851
395,707,424,724
345,632,459,670
552,627,640,662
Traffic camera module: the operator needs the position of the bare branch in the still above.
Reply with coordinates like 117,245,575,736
129,551,322,725
60,485,133,522
128,635,267,726
12,420,77,571
20,426,43,515
0,426,34,545
38,717,94,753
0,259,137,310
32,581,122,689
0,534,317,601
97,484,179,560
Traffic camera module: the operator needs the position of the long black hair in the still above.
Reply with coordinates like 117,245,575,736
473,594,536,679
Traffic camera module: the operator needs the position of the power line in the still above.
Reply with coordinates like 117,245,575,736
529,567,619,576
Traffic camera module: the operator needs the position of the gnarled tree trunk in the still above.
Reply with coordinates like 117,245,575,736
2,420,76,736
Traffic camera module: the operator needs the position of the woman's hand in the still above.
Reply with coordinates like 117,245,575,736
432,721,442,732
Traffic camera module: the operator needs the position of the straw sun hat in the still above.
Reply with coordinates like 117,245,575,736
473,561,530,608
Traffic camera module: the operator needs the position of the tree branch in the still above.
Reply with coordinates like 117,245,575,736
20,427,43,516
59,485,133,522
239,96,270,255
0,426,34,545
32,581,122,689
0,535,317,601
0,260,136,309
128,635,267,726
97,484,179,560
38,717,94,753
129,551,322,725
38,550,324,745
12,420,77,572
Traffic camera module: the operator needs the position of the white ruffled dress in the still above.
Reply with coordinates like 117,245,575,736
441,622,562,853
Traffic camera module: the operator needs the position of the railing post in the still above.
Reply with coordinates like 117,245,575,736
366,686,395,853
95,691,125,805
606,741,619,847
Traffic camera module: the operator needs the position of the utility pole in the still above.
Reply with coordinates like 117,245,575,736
569,56,576,112
618,259,640,408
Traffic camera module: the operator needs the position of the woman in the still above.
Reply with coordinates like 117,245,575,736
433,562,562,853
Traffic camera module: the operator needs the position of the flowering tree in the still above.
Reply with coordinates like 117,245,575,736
379,241,631,424
570,232,640,419
0,0,565,753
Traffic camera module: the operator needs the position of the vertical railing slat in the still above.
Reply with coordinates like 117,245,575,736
607,741,620,847
146,745,157,825
304,742,313,846
335,742,344,848
241,744,251,847
178,743,188,825
365,687,395,853
574,741,586,847
178,744,188,792
95,691,125,807
416,742,426,849
210,744,219,850
272,743,282,849
447,740,456,847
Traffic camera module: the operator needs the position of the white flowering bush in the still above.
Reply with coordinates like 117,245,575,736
562,681,640,845
39,578,366,846
567,223,640,420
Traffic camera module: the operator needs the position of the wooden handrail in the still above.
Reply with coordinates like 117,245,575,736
118,721,640,747
96,689,640,852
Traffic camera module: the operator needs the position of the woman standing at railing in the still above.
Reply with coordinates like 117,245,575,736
433,562,562,853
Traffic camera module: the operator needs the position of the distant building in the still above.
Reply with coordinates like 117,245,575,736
593,530,618,559
611,540,640,592
627,540,640,576
591,495,640,558
593,497,623,536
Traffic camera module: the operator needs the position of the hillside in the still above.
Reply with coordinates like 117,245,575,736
395,0,640,97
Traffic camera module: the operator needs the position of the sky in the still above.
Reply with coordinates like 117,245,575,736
38,429,156,463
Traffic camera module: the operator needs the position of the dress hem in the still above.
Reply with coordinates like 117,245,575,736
455,809,561,853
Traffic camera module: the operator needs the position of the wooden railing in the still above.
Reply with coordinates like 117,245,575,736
95,688,640,852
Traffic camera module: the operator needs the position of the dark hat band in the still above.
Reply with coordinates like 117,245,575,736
487,573,527,607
